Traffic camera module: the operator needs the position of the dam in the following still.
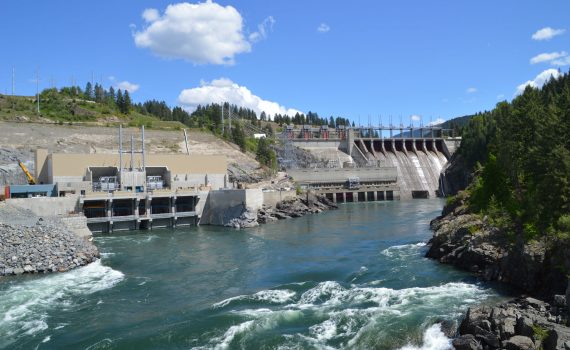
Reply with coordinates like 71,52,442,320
283,125,460,199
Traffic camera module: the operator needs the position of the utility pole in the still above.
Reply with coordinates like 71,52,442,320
36,68,40,114
11,66,15,96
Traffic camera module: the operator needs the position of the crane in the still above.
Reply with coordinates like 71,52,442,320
17,159,36,185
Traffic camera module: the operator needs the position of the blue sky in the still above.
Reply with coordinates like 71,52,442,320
1,0,569,125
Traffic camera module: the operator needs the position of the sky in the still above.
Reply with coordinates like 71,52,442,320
1,0,569,125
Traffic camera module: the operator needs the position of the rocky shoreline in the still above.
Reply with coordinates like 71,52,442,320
454,297,570,350
426,194,570,349
0,204,99,277
225,193,338,229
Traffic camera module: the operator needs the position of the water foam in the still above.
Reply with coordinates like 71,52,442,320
399,324,452,350
205,281,489,349
381,242,427,258
213,289,296,308
0,260,124,348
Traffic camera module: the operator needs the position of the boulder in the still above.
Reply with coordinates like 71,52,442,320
516,317,534,338
503,336,536,350
452,334,482,350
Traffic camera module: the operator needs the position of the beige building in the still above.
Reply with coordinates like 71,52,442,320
35,149,228,196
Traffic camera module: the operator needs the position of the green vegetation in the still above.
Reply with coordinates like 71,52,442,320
457,70,570,240
256,137,277,170
0,83,353,167
532,324,550,344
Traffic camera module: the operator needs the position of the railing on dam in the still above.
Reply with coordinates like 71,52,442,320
282,125,455,141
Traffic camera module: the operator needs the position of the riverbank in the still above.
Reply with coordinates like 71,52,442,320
426,193,570,349
224,192,338,228
0,204,99,276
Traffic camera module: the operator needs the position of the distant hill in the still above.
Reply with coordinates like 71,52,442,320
0,92,185,130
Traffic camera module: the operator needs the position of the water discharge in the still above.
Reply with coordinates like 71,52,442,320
0,200,505,349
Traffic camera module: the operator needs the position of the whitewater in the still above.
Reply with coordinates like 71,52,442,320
0,200,506,349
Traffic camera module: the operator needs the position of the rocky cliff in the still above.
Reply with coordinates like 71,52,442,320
426,194,570,349
427,193,568,298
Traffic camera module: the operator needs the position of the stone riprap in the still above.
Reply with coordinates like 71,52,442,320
0,205,99,276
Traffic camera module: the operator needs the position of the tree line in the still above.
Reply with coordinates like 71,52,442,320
456,70,570,240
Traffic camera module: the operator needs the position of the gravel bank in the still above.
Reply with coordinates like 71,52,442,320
0,204,99,276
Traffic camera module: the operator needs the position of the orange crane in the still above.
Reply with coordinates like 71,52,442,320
17,159,36,185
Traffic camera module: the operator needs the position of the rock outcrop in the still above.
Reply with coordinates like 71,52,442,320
426,193,568,298
224,193,338,229
426,193,570,349
456,297,570,350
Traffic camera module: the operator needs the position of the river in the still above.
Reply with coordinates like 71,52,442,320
0,200,506,349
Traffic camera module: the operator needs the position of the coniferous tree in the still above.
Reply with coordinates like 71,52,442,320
116,89,124,113
123,90,132,114
107,86,116,105
84,82,93,100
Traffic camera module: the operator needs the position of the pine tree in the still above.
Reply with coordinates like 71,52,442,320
123,90,132,114
107,86,116,106
84,82,93,100
94,83,104,103
116,89,124,113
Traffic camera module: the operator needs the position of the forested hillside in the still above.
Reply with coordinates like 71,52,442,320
451,71,570,239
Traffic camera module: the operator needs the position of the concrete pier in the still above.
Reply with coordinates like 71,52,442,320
80,190,203,233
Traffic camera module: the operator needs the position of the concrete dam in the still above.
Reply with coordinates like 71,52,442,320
284,126,459,199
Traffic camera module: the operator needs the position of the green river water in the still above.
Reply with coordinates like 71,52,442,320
0,200,507,349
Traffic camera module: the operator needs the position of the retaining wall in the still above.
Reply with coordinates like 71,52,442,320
6,196,79,216
262,190,297,207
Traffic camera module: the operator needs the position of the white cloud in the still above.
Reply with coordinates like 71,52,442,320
466,87,477,93
410,115,421,121
497,94,505,100
142,8,160,22
516,69,561,95
428,118,445,126
552,56,570,66
531,27,565,41
178,78,302,118
116,81,140,93
317,23,330,33
530,51,567,64
249,16,275,42
133,2,252,65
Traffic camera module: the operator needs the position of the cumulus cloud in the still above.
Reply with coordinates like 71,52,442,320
410,115,421,122
249,16,275,42
133,2,252,65
428,118,445,126
530,51,567,64
516,69,561,95
178,78,302,118
317,23,330,33
115,81,140,93
531,27,565,41
466,87,477,93
552,56,570,66
142,8,159,22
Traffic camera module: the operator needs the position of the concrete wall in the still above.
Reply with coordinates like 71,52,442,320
172,173,226,191
199,189,263,226
245,189,263,211
47,153,227,177
6,196,79,216
35,149,49,184
262,190,297,208
288,167,398,184
59,215,92,238
291,140,343,149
